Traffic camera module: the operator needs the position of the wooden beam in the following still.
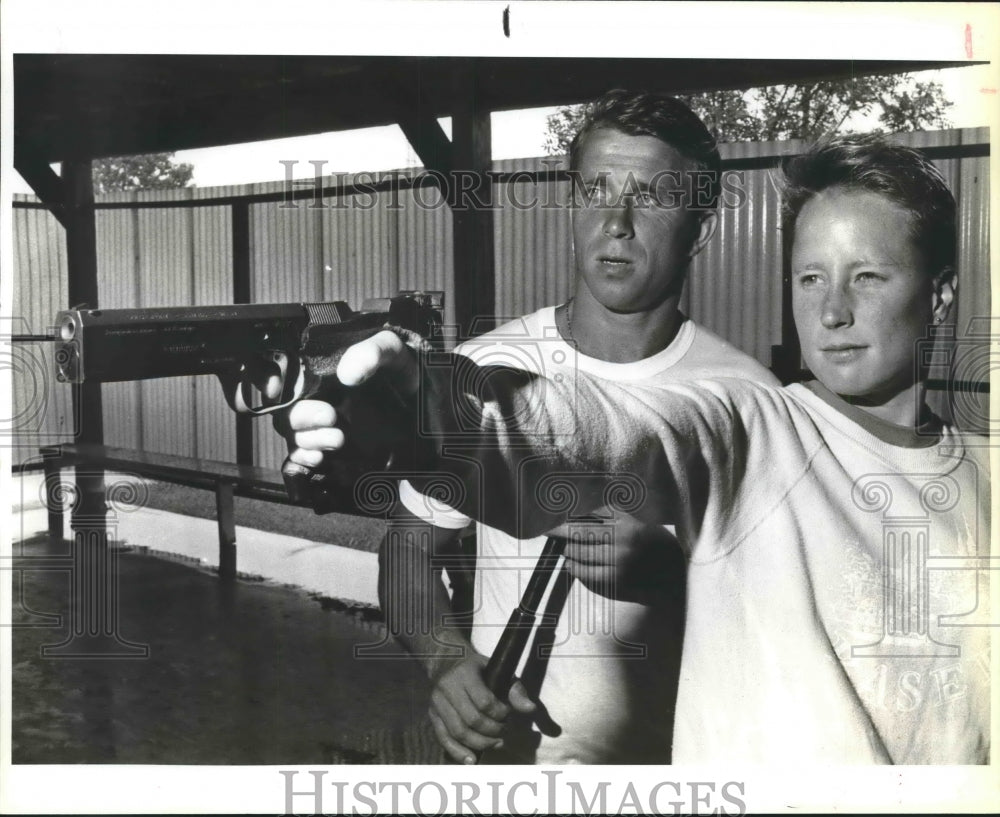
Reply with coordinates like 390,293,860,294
377,76,454,177
64,160,100,308
395,113,454,177
450,63,495,339
13,150,67,228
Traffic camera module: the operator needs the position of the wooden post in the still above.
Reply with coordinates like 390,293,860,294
62,159,110,561
41,448,64,542
216,482,238,581
771,243,802,385
450,63,495,340
232,200,254,466
43,160,146,658
63,158,105,490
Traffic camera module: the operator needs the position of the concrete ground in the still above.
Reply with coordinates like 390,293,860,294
9,472,446,765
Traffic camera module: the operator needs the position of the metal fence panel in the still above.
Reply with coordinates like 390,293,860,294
251,180,323,469
396,177,454,326
493,157,575,325
193,185,240,463
688,140,792,367
10,197,73,464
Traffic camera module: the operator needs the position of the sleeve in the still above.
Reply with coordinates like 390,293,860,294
397,479,473,531
411,351,750,544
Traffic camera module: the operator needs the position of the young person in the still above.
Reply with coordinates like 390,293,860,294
287,134,990,764
380,90,777,764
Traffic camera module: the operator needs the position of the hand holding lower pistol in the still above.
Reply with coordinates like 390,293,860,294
428,653,536,765
547,507,684,605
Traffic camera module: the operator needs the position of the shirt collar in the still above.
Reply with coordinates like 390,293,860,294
800,380,943,449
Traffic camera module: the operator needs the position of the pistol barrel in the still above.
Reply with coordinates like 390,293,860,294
55,303,320,384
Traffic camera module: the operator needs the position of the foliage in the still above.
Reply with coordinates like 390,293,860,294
91,152,194,194
543,74,953,152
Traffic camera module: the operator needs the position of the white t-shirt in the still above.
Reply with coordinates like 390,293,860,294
665,382,991,765
412,365,991,764
400,306,778,763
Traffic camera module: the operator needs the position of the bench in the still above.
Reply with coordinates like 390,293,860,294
37,443,477,627
39,444,289,580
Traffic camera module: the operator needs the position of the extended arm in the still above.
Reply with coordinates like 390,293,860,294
288,330,736,540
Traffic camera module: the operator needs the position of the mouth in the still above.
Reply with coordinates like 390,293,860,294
819,344,867,361
597,255,633,268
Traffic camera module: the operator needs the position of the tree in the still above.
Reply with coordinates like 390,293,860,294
91,152,194,194
543,73,952,152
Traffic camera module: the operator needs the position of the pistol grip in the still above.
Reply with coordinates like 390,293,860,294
280,457,357,514
283,378,417,515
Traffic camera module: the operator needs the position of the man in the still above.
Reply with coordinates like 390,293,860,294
296,90,777,764
290,134,989,764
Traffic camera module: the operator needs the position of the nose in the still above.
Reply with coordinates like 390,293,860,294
820,283,853,329
602,201,635,239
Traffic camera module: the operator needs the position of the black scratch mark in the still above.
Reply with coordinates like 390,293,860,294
503,5,511,38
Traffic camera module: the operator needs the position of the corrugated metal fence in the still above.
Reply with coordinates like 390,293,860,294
10,128,990,469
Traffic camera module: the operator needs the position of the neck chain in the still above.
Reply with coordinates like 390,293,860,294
563,297,577,347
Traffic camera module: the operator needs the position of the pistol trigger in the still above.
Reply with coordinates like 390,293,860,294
234,377,256,414
229,366,306,416
269,351,298,403
271,351,289,378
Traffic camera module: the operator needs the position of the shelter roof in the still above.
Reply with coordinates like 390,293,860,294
14,54,964,162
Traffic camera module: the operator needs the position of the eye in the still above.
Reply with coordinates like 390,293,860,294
854,271,886,285
795,272,822,288
631,189,656,207
580,181,607,206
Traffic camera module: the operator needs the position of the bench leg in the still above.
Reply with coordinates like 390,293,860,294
41,449,64,543
216,482,237,580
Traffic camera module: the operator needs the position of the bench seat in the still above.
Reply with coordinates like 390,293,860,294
40,444,289,579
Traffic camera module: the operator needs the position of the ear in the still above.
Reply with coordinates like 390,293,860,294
687,211,718,260
932,267,957,325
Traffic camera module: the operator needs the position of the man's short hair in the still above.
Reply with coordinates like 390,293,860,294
780,133,957,276
568,89,722,211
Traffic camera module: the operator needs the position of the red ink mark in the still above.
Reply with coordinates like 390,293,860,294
981,88,997,95
965,23,973,59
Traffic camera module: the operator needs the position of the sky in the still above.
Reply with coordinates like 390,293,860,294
9,64,996,196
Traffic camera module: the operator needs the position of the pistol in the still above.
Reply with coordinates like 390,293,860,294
54,291,443,512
